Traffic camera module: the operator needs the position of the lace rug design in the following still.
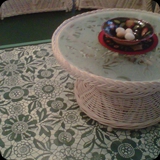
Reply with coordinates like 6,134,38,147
0,43,159,160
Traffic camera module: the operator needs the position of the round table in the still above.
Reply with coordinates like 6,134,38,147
52,8,160,130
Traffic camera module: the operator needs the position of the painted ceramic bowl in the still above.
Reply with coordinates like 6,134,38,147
102,17,154,45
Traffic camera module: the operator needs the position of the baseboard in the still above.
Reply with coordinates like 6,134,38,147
0,39,51,49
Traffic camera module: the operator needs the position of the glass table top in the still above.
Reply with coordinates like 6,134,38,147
54,9,160,82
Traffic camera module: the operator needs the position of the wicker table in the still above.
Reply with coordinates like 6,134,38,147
52,8,160,130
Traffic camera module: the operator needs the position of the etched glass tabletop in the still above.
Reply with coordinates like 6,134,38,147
53,9,160,82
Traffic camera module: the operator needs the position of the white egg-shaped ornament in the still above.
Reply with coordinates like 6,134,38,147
125,28,133,34
116,31,125,38
125,32,135,40
116,27,125,33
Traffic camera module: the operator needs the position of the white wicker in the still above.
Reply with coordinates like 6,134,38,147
32,0,73,12
76,0,153,11
154,2,160,13
74,79,160,130
0,0,73,19
0,0,156,19
1,0,34,19
52,8,160,130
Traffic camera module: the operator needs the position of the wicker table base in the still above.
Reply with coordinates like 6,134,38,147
74,79,160,130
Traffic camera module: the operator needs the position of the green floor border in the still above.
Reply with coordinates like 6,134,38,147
0,39,51,50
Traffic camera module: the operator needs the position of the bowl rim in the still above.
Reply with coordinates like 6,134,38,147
102,17,154,43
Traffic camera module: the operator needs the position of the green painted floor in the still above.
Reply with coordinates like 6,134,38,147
0,9,91,49
0,42,159,160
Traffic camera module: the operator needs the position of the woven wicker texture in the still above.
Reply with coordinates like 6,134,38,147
154,2,160,13
0,0,73,19
74,79,160,129
1,0,34,19
0,0,156,19
76,0,153,11
32,0,73,12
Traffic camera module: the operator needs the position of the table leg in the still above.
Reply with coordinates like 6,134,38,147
74,79,160,130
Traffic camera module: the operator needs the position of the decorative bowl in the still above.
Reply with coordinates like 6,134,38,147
102,17,154,45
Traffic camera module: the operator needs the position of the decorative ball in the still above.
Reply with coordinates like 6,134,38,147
125,28,133,34
116,27,125,33
116,31,125,38
126,19,135,28
125,32,135,40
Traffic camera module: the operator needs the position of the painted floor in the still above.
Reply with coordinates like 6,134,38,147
0,43,159,160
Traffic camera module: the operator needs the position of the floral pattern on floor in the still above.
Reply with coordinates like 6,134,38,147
0,43,159,160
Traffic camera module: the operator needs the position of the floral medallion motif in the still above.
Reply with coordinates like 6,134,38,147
2,114,37,142
110,139,142,160
34,80,63,99
3,86,29,102
8,102,23,116
37,68,54,79
47,98,67,112
0,60,25,76
14,141,33,158
33,49,49,58
63,111,79,124
54,129,75,146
